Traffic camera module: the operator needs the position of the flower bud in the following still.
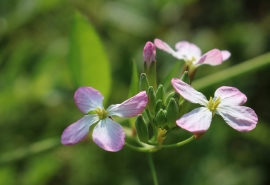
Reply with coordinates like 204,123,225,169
147,86,156,114
135,114,149,143
180,71,190,84
139,73,149,92
156,109,167,128
155,99,163,113
143,41,156,66
165,92,180,106
156,84,165,104
166,98,179,128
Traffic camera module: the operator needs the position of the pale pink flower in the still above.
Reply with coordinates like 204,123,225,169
143,41,156,66
154,38,230,67
171,78,258,133
61,87,148,152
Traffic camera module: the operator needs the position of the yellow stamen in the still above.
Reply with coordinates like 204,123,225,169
207,96,221,116
94,107,108,120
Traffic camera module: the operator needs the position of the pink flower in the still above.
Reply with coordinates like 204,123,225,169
143,41,156,66
171,78,258,133
61,87,148,152
154,38,230,67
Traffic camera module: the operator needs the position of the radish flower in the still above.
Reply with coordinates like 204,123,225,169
171,78,258,133
61,87,148,152
154,38,230,67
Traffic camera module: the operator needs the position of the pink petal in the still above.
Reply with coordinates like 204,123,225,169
143,41,156,64
171,78,208,106
106,91,148,117
154,38,180,58
74,87,104,114
216,105,258,132
196,49,223,66
215,86,247,106
176,107,212,133
92,118,125,152
221,50,231,61
61,115,99,145
175,41,202,60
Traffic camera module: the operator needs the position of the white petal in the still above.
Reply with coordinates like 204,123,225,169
74,87,104,114
221,50,231,61
217,105,258,132
215,86,247,106
171,78,208,106
176,107,212,133
107,91,148,117
196,49,223,66
92,118,125,152
154,39,182,59
175,41,202,60
61,115,99,145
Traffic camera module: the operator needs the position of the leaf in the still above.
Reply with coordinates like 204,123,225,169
68,11,111,98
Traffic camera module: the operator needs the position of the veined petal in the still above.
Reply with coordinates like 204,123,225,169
92,118,125,152
154,39,181,59
107,91,147,117
196,49,223,66
74,87,104,114
61,115,99,145
216,105,258,132
171,78,208,106
176,107,212,133
175,41,201,60
215,86,247,106
221,50,231,61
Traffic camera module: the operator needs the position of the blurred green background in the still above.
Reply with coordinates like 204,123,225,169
1,0,270,184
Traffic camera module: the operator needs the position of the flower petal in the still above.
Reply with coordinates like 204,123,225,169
171,78,208,106
74,87,104,114
215,86,247,106
92,118,125,152
175,41,201,60
61,115,99,145
107,91,148,117
221,50,231,61
216,105,258,132
154,39,181,59
176,107,212,133
196,49,223,66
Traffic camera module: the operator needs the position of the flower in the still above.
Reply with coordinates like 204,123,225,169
143,41,156,66
61,87,148,152
154,38,230,67
171,78,258,133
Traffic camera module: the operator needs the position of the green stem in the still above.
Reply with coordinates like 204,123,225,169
161,135,195,148
193,52,270,90
124,142,159,152
147,152,159,185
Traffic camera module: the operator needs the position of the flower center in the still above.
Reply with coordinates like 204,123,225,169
94,108,108,120
207,97,221,115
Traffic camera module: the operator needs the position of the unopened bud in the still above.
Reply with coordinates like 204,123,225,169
155,99,163,113
135,114,149,143
156,84,165,104
156,109,167,128
180,71,190,84
166,98,179,128
165,92,180,106
147,86,156,114
143,41,156,66
139,73,149,92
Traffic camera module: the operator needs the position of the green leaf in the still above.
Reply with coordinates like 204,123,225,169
128,59,139,97
68,11,111,98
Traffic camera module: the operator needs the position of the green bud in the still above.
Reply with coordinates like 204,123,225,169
135,114,149,143
165,92,180,106
156,109,167,128
180,71,190,84
156,84,165,104
139,73,149,92
166,98,180,128
155,99,163,113
147,86,156,114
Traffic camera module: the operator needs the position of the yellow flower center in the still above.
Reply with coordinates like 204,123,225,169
94,107,108,120
207,97,221,116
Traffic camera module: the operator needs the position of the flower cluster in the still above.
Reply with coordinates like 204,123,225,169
61,39,258,152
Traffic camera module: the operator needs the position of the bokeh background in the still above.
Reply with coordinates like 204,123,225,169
1,0,270,184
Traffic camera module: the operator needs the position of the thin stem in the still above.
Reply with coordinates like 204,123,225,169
147,152,159,185
161,135,195,148
125,142,159,152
